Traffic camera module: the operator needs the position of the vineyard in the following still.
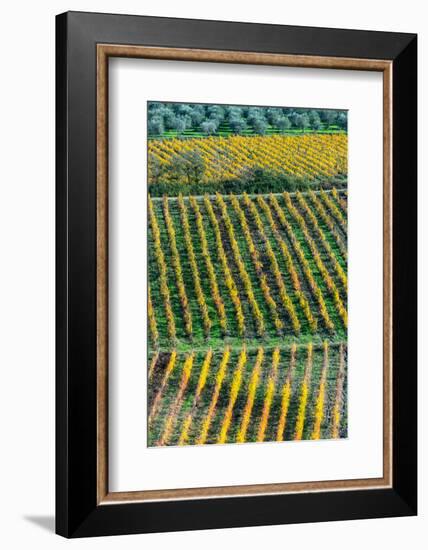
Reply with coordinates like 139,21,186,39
148,342,347,446
147,104,347,447
148,189,347,349
148,133,348,185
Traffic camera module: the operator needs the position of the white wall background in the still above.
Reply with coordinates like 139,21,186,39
0,1,424,548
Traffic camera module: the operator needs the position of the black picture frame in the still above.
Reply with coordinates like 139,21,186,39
56,11,417,538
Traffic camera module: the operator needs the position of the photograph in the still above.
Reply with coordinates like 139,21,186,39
0,1,420,544
147,101,348,447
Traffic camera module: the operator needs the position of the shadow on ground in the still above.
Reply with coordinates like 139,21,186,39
24,515,55,533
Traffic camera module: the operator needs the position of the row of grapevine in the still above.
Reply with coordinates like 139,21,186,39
197,346,231,445
257,347,281,442
215,194,265,336
148,133,348,184
294,342,313,440
148,342,347,446
217,347,247,444
203,196,246,335
157,352,194,446
311,340,329,440
148,197,176,340
177,195,212,336
178,349,213,445
148,350,177,425
189,196,227,333
162,196,193,336
276,343,296,441
148,288,159,345
236,347,264,443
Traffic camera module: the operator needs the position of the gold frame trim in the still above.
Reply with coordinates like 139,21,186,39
96,44,392,504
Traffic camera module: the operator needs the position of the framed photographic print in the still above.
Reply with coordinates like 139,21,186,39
56,11,417,538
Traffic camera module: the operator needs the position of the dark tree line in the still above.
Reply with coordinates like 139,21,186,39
148,102,347,137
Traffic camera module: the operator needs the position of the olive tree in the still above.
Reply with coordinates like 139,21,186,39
173,116,188,135
295,113,310,132
266,107,282,126
229,116,247,134
251,116,268,135
322,110,337,127
148,116,164,136
277,115,291,133
207,105,225,121
190,105,206,126
308,110,322,131
200,120,218,135
337,112,348,131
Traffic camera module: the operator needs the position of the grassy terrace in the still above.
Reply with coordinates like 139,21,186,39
148,126,347,141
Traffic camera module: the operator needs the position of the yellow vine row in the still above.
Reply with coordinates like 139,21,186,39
148,350,177,426
294,342,313,440
217,347,247,444
236,348,264,443
162,196,193,336
157,352,195,446
197,346,231,445
311,341,329,440
177,195,212,337
178,349,213,445
189,197,227,334
203,195,245,336
148,197,176,340
215,193,265,336
257,347,281,442
331,343,346,438
148,351,159,382
148,287,159,345
276,343,297,441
